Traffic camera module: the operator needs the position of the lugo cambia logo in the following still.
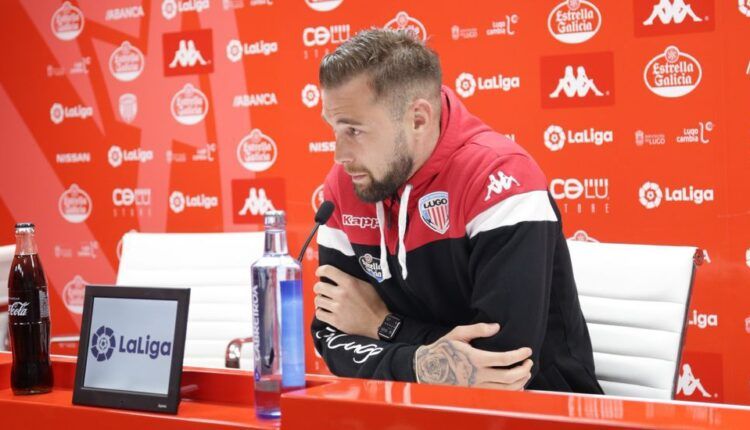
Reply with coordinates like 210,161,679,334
90,325,173,362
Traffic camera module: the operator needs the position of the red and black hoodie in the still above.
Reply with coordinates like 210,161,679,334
312,85,603,394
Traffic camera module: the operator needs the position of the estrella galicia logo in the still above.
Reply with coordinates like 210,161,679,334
419,191,450,234
90,325,116,362
358,253,383,282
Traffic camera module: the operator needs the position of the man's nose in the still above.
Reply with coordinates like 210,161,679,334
333,138,352,165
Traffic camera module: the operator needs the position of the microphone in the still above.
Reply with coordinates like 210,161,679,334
297,201,335,263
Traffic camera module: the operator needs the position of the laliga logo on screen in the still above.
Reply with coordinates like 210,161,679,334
169,190,218,213
548,0,602,44
306,0,343,12
311,184,325,213
549,66,606,98
643,0,704,25
544,125,613,151
644,45,702,97
109,41,145,82
59,184,93,224
236,129,278,172
226,39,278,62
302,84,321,108
384,11,427,42
62,275,88,314
90,325,173,362
238,187,276,217
171,83,209,125
639,181,714,209
51,1,85,41
162,0,210,20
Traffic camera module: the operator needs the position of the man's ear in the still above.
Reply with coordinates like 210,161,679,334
410,98,435,134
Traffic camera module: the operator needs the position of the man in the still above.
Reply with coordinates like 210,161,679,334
312,29,602,393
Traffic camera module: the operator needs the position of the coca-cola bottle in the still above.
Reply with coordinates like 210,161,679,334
8,223,53,395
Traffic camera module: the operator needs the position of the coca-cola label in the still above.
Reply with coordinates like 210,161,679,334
8,290,50,321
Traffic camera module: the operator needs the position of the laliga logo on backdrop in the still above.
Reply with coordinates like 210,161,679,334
455,72,520,98
59,184,93,224
226,39,278,62
63,275,88,314
169,190,218,213
162,0,210,20
302,84,321,108
237,129,278,172
548,0,602,44
108,145,153,168
49,102,94,125
109,41,145,82
644,45,702,97
544,124,613,151
639,181,714,209
306,0,343,12
741,0,750,17
384,11,427,41
171,83,208,125
51,1,85,41
688,309,718,329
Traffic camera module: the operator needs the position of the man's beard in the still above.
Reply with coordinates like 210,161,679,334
352,131,413,203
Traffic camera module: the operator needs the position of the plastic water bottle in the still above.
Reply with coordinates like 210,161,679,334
251,211,304,419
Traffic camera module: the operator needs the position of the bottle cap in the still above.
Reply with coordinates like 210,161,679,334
15,223,35,233
264,211,286,229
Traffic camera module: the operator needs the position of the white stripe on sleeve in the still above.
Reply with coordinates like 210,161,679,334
317,225,355,256
466,190,558,239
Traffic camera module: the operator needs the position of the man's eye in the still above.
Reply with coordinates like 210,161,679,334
348,128,362,137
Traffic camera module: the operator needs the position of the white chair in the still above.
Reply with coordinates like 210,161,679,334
0,244,15,350
567,240,698,400
117,232,265,370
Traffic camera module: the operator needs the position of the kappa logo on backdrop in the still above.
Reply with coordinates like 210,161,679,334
547,0,602,44
638,181,714,209
635,0,714,36
675,352,722,402
226,39,279,62
161,0,210,20
51,1,85,41
236,129,278,172
231,178,286,224
105,5,145,21
90,325,173,362
384,11,427,41
541,52,614,108
171,83,209,125
419,192,450,235
169,190,218,214
644,45,702,97
163,29,214,76
59,184,93,224
109,41,145,82
306,0,343,12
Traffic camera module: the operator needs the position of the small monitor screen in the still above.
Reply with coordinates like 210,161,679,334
83,297,178,395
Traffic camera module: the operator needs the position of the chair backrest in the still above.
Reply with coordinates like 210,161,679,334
0,244,15,350
117,232,264,369
567,240,697,400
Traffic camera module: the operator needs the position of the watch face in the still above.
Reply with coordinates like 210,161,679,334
378,314,402,340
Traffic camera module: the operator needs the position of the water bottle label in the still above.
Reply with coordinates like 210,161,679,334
280,279,304,389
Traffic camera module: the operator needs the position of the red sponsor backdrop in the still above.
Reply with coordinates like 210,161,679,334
0,0,748,404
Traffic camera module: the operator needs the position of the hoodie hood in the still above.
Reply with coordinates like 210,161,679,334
375,85,492,281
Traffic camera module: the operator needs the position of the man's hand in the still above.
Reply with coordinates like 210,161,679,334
314,265,390,339
414,323,533,390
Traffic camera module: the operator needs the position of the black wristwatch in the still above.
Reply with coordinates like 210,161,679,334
377,313,403,341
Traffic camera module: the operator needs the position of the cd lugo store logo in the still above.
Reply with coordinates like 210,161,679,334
90,325,173,362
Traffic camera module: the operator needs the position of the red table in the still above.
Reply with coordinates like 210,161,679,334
2,352,750,429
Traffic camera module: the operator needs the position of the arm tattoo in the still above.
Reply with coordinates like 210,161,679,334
414,340,477,386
